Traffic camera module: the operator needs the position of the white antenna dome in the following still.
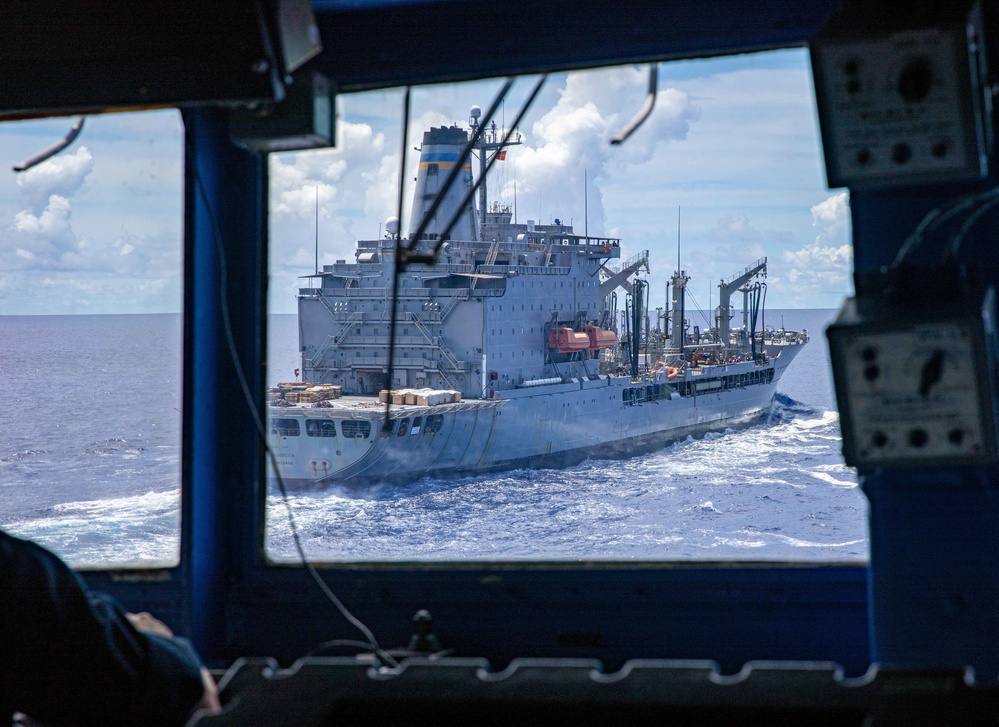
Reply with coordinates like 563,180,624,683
385,216,400,236
469,105,481,119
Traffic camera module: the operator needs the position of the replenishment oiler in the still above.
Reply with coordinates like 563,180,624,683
269,109,808,487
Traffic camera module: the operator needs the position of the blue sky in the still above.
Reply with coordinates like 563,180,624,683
0,47,851,316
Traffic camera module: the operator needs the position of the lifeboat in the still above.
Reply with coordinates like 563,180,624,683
548,327,590,353
583,325,617,350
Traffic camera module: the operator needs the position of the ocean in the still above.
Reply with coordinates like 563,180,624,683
0,310,866,567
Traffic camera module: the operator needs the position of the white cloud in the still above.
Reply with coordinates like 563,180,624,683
810,192,850,240
4,145,96,273
500,67,699,233
5,191,177,278
781,192,852,297
267,120,402,293
11,194,84,268
271,178,339,219
700,213,762,243
269,121,388,219
16,146,94,210
0,110,185,314
363,151,402,225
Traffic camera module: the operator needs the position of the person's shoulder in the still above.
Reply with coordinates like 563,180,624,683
0,529,75,585
1,529,54,562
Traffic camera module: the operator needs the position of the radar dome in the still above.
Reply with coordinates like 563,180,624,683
385,216,400,236
469,105,481,119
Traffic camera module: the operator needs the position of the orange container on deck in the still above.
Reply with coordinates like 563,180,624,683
583,326,617,350
548,327,591,353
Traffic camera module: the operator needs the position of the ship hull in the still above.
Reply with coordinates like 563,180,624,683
269,345,802,489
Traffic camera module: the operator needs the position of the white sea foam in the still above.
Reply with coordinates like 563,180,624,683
741,531,866,549
808,470,858,488
6,489,181,566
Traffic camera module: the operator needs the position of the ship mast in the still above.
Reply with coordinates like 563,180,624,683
469,106,521,237
670,269,690,353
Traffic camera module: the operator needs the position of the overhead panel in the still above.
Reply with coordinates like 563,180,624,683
0,1,287,118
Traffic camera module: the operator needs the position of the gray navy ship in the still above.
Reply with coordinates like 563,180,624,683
269,109,808,487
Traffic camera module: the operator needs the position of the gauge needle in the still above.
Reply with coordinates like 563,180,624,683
919,349,945,398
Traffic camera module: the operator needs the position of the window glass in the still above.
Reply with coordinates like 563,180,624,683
265,51,865,563
272,419,301,437
306,420,338,438
0,110,184,568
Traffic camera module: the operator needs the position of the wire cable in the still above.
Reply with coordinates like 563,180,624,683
384,87,412,428
947,193,999,260
683,290,712,329
761,282,767,349
892,186,999,268
186,129,398,668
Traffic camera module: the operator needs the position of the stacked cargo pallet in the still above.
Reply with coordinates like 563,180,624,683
378,388,462,406
269,382,342,404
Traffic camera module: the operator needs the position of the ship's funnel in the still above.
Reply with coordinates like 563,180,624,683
409,125,478,242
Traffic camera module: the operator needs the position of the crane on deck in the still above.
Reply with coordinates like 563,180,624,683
717,257,767,347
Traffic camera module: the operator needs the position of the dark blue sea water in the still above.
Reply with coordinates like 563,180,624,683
0,310,866,566
0,315,183,566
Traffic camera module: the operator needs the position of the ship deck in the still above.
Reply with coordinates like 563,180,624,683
268,395,504,419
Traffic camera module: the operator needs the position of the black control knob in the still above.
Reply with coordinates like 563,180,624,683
898,57,933,103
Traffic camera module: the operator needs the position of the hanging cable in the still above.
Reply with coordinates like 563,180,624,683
383,87,412,429
683,290,712,329
947,194,999,260
186,132,397,668
892,186,999,268
644,278,651,363
760,282,768,351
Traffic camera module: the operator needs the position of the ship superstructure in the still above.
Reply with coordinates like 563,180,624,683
273,116,808,486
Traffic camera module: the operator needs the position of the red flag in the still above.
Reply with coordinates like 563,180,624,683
497,151,507,161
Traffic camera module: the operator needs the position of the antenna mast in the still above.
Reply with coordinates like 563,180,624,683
676,205,681,271
513,160,518,224
469,107,521,237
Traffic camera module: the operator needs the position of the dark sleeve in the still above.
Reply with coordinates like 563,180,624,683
0,531,206,726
